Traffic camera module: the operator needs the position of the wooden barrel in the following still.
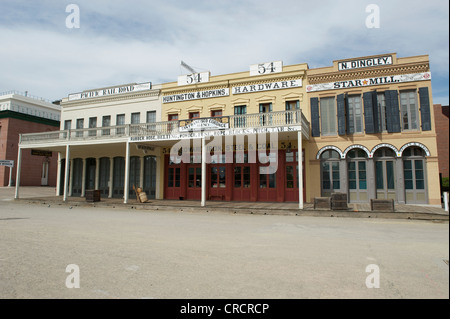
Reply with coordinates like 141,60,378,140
139,192,148,203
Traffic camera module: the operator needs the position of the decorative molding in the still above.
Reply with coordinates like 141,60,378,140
308,62,429,84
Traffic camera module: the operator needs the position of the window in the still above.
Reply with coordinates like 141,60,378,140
168,114,178,121
211,110,222,117
88,117,97,136
189,112,200,119
168,114,178,132
131,112,140,124
188,167,202,188
347,95,363,134
146,111,156,123
64,120,72,130
320,150,340,194
234,105,246,127
102,116,111,136
400,90,419,130
320,97,336,135
76,118,84,137
116,114,125,135
286,100,299,124
377,93,387,132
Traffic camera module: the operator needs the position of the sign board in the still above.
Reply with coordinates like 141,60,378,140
250,61,283,76
179,118,229,132
306,72,431,92
178,72,210,86
31,150,52,157
0,160,14,168
68,82,152,101
338,56,393,71
163,88,230,103
233,79,302,95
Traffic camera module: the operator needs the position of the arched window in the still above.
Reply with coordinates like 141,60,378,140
347,149,368,203
320,150,341,197
374,148,396,200
403,147,427,204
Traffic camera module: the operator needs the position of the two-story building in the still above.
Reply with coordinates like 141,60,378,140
15,53,441,207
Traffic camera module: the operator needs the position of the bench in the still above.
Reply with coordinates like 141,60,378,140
331,193,348,210
371,199,394,212
314,197,331,210
85,189,101,202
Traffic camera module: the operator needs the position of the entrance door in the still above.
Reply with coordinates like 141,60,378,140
404,158,427,204
186,165,202,200
375,160,396,200
209,165,226,200
98,157,110,197
284,150,306,202
41,160,49,186
233,165,251,201
143,156,156,199
129,156,140,197
72,158,83,196
348,160,368,203
258,169,277,201
113,157,125,198
85,158,96,191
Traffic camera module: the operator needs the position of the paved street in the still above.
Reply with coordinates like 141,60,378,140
0,197,448,299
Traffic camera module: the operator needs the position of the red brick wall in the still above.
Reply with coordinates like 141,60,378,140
0,117,59,186
434,104,449,178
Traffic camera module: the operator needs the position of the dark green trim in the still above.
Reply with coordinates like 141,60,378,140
0,110,60,127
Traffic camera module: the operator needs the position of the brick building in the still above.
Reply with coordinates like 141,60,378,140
434,104,449,178
0,92,60,186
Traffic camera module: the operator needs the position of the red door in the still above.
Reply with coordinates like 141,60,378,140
284,149,306,202
164,155,182,199
233,165,251,201
209,165,227,200
186,165,202,200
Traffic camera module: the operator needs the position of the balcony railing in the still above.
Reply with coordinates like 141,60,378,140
20,110,310,145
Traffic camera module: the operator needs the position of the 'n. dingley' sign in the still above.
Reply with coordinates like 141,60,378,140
68,82,152,101
306,72,431,92
338,56,393,71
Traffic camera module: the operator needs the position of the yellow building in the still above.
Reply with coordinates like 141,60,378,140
306,53,438,205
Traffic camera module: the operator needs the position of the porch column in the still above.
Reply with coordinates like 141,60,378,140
63,145,70,202
95,157,100,190
367,158,376,201
155,155,161,199
14,147,22,199
56,153,61,196
201,137,206,207
298,131,303,209
108,157,114,198
81,158,86,197
124,141,130,204
396,157,406,204
69,159,74,196
139,156,144,189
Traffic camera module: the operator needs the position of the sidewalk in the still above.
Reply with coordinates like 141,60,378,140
3,186,448,221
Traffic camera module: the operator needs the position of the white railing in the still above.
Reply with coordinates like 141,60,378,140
20,110,310,145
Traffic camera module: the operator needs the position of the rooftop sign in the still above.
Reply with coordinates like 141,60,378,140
338,56,393,71
68,82,152,101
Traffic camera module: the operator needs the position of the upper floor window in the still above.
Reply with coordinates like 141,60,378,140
347,95,363,134
400,90,419,131
320,97,336,136
64,120,72,130
211,110,222,117
189,112,200,119
131,112,140,124
146,111,156,123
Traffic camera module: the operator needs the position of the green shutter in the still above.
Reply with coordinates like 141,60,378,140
310,97,320,137
363,92,376,134
385,90,401,133
419,87,432,131
337,94,346,135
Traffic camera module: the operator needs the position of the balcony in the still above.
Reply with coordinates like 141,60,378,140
20,110,310,146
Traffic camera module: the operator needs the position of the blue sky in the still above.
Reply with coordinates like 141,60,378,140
0,0,448,105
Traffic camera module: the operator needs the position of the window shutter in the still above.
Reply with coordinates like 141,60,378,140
363,92,376,134
310,97,320,137
372,91,380,133
419,87,432,131
269,103,273,112
385,90,401,133
259,104,264,113
337,94,346,135
285,101,289,110
296,100,300,110
345,94,353,134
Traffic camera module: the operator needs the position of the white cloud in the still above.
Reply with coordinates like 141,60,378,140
0,0,448,104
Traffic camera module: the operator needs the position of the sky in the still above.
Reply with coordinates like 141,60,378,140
0,0,448,105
